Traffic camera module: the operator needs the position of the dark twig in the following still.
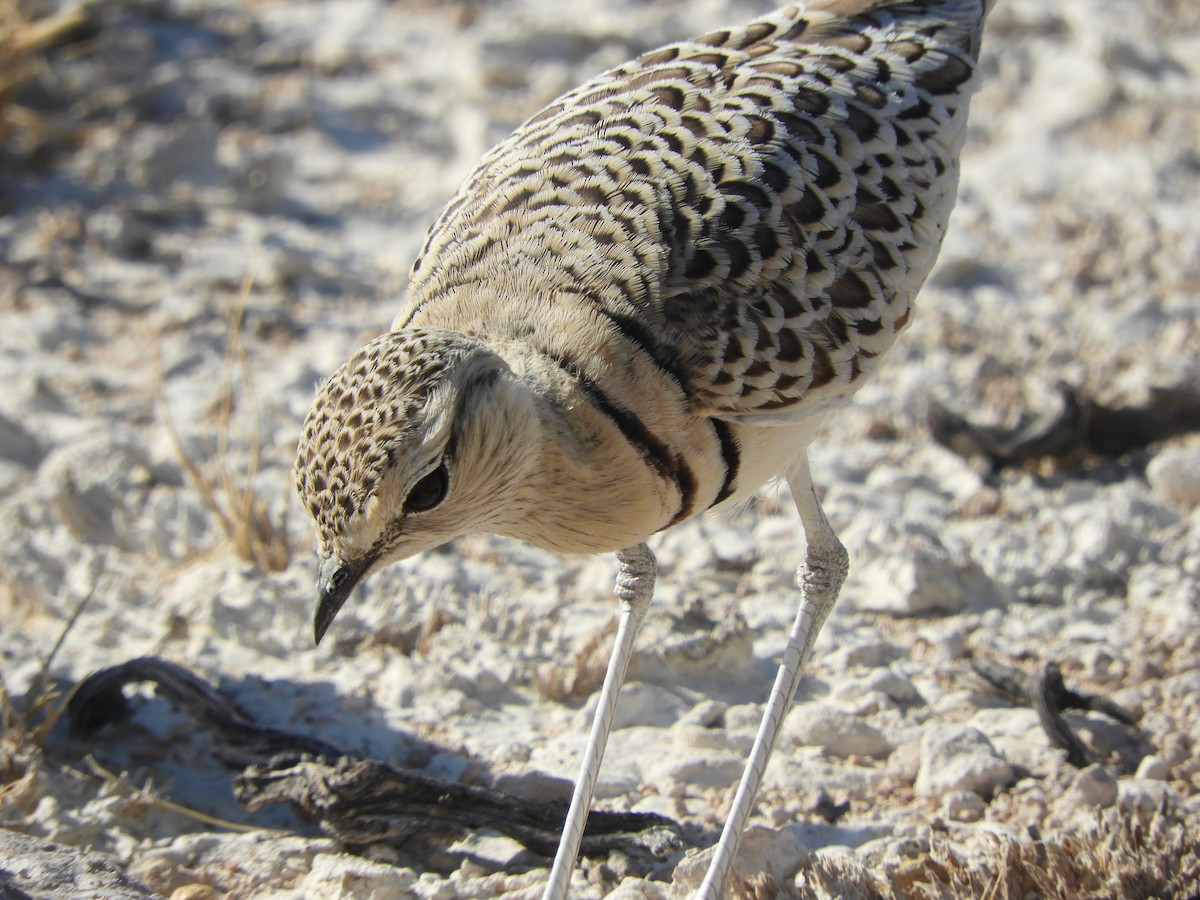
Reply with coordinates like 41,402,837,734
65,656,682,859
971,657,1139,769
1032,663,1095,769
969,656,1032,704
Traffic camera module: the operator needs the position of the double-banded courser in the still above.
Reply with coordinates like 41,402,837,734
295,1,992,895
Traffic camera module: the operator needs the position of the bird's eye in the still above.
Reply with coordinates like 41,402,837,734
406,461,449,513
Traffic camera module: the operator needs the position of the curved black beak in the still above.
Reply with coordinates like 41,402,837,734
314,555,372,645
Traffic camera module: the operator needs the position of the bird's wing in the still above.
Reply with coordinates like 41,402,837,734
398,1,989,422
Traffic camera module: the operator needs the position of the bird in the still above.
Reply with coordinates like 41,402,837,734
293,1,992,896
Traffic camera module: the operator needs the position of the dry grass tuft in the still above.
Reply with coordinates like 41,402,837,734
0,677,20,771
0,577,99,823
533,622,615,703
160,274,290,573
0,0,94,158
799,805,1200,899
0,677,35,820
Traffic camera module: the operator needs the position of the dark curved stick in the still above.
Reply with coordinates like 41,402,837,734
1032,663,1096,769
971,657,1139,769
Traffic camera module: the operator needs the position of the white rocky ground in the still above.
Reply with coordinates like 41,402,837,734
1,0,1199,897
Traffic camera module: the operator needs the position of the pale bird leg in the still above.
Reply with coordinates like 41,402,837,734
542,542,656,900
697,455,848,899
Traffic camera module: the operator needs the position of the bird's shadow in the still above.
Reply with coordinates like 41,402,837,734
44,658,683,878
45,664,491,852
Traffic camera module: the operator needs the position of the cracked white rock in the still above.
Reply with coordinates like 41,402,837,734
784,702,892,760
916,726,1013,799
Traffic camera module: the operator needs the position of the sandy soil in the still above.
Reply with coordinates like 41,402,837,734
1,0,1199,897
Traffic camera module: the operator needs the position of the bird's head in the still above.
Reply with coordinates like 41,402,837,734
294,328,538,644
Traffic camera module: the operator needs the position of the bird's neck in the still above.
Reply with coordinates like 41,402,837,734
490,341,682,555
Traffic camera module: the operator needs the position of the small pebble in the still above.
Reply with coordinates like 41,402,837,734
916,726,1013,799
170,887,218,900
942,790,986,822
784,702,892,760
1134,755,1170,782
1147,446,1200,510
1065,764,1117,809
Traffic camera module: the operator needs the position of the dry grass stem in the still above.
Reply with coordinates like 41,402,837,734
16,576,100,748
158,270,290,572
85,755,289,835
